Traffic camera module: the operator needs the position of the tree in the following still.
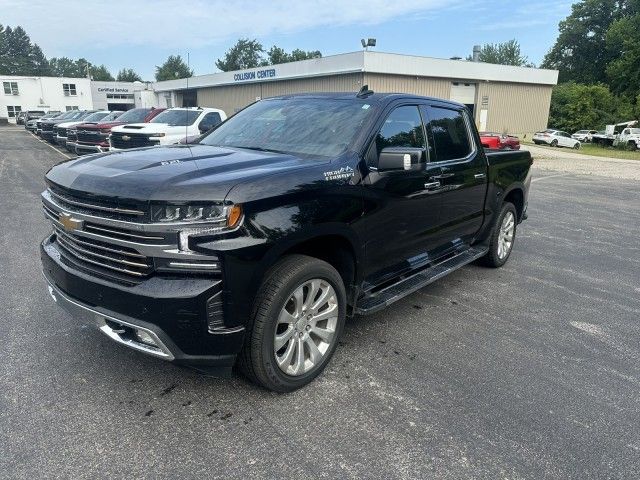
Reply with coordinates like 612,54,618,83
547,82,634,132
117,68,142,82
542,0,631,84
264,46,321,65
605,4,640,98
89,64,114,81
467,39,532,66
155,55,193,81
49,57,79,76
215,38,264,71
0,25,51,75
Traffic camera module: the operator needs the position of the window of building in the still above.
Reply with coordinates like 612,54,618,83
63,83,77,96
3,81,19,95
7,106,22,117
106,93,134,100
65,106,79,111
375,105,425,154
164,93,173,108
427,107,473,162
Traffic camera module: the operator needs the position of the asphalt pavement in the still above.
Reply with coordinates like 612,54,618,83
1,127,639,479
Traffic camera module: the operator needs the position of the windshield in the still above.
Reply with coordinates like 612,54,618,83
115,108,150,123
629,128,640,134
99,111,123,122
576,130,588,134
82,111,110,122
199,98,376,158
151,109,200,126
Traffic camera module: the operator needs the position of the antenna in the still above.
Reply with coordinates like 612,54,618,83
185,52,189,144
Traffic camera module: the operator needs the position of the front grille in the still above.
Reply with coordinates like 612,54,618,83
56,127,67,137
67,130,77,142
77,129,102,144
53,225,153,278
48,185,146,220
41,123,54,132
111,132,157,149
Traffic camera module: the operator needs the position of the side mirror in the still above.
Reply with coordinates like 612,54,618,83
377,147,424,172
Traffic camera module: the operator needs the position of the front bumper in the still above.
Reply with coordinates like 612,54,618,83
75,142,109,154
55,135,68,146
41,235,244,374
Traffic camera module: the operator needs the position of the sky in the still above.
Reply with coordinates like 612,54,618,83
1,0,573,80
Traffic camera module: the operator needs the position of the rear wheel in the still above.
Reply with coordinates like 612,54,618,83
628,141,638,151
479,202,517,268
238,254,346,392
550,139,558,147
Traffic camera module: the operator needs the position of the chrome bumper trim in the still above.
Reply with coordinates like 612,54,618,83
44,274,175,360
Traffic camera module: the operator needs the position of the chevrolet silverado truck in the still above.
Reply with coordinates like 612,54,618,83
41,90,532,392
109,107,226,150
73,107,166,154
55,111,116,148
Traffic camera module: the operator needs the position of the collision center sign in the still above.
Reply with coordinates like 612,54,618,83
234,68,277,82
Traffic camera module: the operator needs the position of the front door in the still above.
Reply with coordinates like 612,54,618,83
423,104,488,247
362,104,443,286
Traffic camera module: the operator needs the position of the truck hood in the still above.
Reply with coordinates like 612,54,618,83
45,144,324,202
57,120,94,129
78,120,129,131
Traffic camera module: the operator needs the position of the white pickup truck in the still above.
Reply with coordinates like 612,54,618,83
614,127,640,151
109,107,226,150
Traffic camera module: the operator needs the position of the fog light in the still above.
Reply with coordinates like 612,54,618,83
134,329,157,346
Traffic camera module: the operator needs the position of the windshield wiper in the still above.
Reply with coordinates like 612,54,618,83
231,146,290,155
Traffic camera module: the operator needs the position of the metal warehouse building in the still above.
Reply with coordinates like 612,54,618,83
154,51,559,136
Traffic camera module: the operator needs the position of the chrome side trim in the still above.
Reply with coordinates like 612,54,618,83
44,276,174,360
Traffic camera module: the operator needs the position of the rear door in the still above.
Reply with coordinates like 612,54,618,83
423,104,488,247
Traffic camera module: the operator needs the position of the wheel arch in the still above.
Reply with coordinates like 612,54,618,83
503,187,525,221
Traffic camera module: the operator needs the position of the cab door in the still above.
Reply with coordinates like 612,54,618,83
423,104,488,246
362,104,444,285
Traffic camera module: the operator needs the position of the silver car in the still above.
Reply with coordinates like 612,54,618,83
571,130,597,142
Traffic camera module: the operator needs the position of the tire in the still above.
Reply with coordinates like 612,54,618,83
628,141,637,151
479,202,517,268
550,140,558,147
573,143,580,150
238,254,346,392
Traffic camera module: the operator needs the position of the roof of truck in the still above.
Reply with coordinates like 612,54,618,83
267,92,466,109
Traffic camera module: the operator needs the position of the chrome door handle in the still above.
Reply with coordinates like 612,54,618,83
424,181,441,190
432,173,454,179
474,173,487,179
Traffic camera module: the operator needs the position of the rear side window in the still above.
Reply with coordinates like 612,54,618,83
199,112,222,130
427,107,472,161
375,105,425,154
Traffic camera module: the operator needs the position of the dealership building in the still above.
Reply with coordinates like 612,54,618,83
0,75,155,120
154,51,559,135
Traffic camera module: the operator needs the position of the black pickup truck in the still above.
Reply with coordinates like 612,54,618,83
41,90,532,391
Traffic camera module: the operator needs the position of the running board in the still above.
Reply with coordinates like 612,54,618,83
355,246,488,315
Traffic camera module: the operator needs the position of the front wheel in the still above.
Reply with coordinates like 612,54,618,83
550,140,558,147
573,143,580,150
479,202,517,268
238,254,346,392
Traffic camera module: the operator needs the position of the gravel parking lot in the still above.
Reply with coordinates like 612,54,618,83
1,127,639,479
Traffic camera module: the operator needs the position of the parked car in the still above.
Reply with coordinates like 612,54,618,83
65,110,124,153
613,127,640,150
41,91,533,391
26,112,61,132
109,107,226,150
532,129,580,149
479,132,520,150
74,107,165,154
40,111,93,142
571,130,598,143
55,111,116,147
16,111,27,125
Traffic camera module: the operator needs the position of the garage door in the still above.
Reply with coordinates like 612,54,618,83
450,83,477,115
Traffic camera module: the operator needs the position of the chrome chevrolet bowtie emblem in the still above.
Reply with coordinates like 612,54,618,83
59,212,83,232
122,135,131,141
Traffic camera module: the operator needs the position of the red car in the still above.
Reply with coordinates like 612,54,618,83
479,132,521,150
72,107,166,155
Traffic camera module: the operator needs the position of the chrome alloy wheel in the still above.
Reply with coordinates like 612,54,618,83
497,211,515,260
274,279,338,376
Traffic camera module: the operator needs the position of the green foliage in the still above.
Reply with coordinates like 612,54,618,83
467,40,532,66
48,57,113,80
117,68,142,82
155,55,193,81
89,64,114,81
605,8,640,98
542,0,634,84
216,39,264,71
548,82,634,131
216,39,322,71
0,25,52,75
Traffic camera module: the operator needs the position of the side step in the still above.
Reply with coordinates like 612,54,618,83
355,246,488,315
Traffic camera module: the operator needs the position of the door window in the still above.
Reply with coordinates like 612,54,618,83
427,107,473,161
375,106,425,155
199,112,222,131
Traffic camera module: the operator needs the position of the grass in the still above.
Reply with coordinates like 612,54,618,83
523,140,640,161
